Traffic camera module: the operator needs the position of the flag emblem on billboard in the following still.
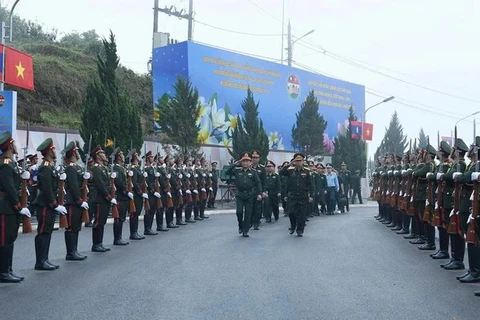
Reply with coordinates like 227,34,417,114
287,74,300,99
0,95,4,107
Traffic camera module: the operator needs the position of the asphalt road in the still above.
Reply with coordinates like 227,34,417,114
0,206,479,320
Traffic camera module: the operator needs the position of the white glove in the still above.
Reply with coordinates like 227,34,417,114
449,209,454,217
19,207,31,218
166,174,171,179
128,171,134,177
33,176,38,182
399,191,403,197
110,198,117,205
143,172,148,178
453,172,462,180
426,172,434,178
209,173,213,177
179,190,183,196
155,172,160,177
277,193,281,197
21,171,30,180
209,187,213,191
468,214,474,223
436,173,444,181
83,172,91,180
201,188,206,192
193,190,199,194
470,192,474,201
178,174,183,179
194,174,198,178
154,192,161,198
186,190,192,194
187,173,191,178
80,202,89,210
471,172,480,181
203,173,207,177
110,172,117,179
128,192,134,199
401,170,406,174
142,193,148,199
59,173,67,181
167,192,172,197
407,168,413,173
55,205,67,215
386,191,390,195
388,170,393,175
162,163,166,168
394,170,399,175
56,166,62,172
30,164,37,171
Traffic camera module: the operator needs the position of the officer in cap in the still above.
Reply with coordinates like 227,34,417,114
0,132,31,282
33,138,67,270
264,160,281,222
112,147,131,245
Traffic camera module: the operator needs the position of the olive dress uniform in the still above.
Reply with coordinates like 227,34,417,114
0,132,29,283
226,153,262,237
338,163,351,212
144,152,159,235
112,148,130,245
316,164,327,214
251,150,265,229
63,141,88,260
129,155,147,239
264,160,281,222
279,153,314,237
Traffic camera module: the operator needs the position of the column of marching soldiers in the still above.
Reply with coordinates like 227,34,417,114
371,136,480,297
0,131,220,283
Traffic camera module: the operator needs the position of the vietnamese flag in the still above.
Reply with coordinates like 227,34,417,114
363,122,374,141
4,46,34,91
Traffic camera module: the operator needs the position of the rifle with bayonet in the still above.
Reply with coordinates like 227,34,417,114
81,135,92,223
21,124,32,233
109,139,119,219
126,140,136,214
448,126,462,236
433,131,444,227
58,129,68,229
154,147,163,210
423,137,434,224
141,143,150,212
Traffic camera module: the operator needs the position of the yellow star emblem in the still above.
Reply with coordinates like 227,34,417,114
366,128,371,136
15,61,25,79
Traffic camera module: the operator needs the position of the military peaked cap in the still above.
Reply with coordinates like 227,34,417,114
112,147,123,159
293,153,305,161
456,138,468,153
251,150,261,158
0,131,14,152
426,144,437,156
439,141,452,154
37,138,55,154
266,160,275,167
90,145,105,158
240,152,252,161
62,141,78,158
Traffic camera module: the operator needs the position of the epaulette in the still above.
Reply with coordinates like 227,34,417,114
287,166,295,170
43,161,50,166
0,157,12,165
69,163,76,166
94,163,100,167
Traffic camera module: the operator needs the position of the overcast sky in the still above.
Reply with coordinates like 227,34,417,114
5,0,480,158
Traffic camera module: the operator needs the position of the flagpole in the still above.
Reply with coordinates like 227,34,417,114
0,22,5,91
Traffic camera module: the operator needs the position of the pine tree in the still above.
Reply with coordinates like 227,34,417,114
80,31,143,154
374,111,408,158
418,128,427,149
156,76,201,159
332,106,366,175
229,88,269,161
291,90,327,157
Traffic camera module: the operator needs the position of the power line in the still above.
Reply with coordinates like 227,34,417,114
194,20,282,37
245,0,480,104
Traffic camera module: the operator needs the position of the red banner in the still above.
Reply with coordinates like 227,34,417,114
4,46,34,91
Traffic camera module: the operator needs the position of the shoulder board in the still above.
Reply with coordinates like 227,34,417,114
69,163,76,166
43,161,50,166
0,157,12,165
259,164,265,168
303,167,310,171
234,167,242,170
274,172,278,176
94,163,100,167
288,167,295,170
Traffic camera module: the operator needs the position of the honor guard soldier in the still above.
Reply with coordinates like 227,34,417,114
183,159,197,223
129,151,147,239
164,155,180,228
90,146,117,252
417,145,437,250
280,161,290,217
207,161,218,209
442,138,468,270
338,162,351,212
62,141,89,260
27,152,39,214
33,138,67,270
194,158,209,220
431,141,452,259
315,163,328,214
250,150,265,229
264,160,281,222
143,151,160,235
112,147,130,245
226,152,262,237
0,132,31,282
154,154,169,231
279,153,314,237
173,157,187,226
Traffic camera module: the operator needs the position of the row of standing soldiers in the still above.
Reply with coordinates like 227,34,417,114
0,131,218,283
371,138,480,297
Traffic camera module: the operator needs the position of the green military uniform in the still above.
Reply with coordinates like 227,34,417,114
208,162,219,208
33,138,64,270
431,141,452,259
154,157,169,230
263,160,281,222
226,152,262,237
173,159,187,226
112,148,131,245
350,170,362,204
63,141,88,260
129,152,147,238
183,164,197,223
279,153,314,237
0,132,28,283
307,161,317,217
338,162,351,212
194,162,209,220
250,150,265,229
90,146,114,252
280,161,290,217
442,138,468,270
143,151,159,235
315,164,327,214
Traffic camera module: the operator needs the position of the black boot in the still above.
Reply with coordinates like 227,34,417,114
73,232,87,259
0,246,21,283
144,214,158,235
92,226,107,252
44,233,59,269
167,222,179,229
129,215,145,240
199,205,209,219
34,235,55,270
98,225,110,251
113,220,129,245
459,245,480,283
175,207,187,225
194,207,203,220
65,232,86,260
7,244,24,281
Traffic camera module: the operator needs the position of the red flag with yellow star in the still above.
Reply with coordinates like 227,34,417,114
4,46,34,91
363,122,373,141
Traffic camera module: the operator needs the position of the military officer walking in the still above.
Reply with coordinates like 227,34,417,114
338,162,351,212
279,153,314,236
263,160,281,222
0,132,31,282
62,141,89,260
33,138,67,270
250,150,265,229
226,152,262,237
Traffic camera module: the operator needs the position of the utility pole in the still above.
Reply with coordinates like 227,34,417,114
280,0,285,65
154,0,194,41
0,0,21,91
287,20,292,67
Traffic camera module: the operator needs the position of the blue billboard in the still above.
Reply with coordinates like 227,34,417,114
152,41,365,154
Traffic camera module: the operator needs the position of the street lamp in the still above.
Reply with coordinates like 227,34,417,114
292,29,315,47
287,21,314,66
0,0,21,91
455,111,480,126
